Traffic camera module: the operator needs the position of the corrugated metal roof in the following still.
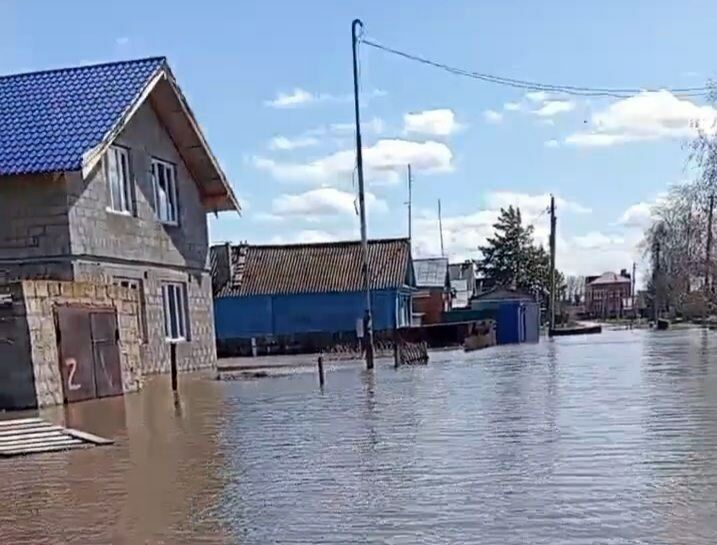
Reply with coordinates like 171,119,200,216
212,238,412,297
0,57,165,175
589,272,631,285
413,258,449,288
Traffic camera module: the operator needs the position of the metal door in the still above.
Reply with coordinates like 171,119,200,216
57,307,97,403
90,311,123,398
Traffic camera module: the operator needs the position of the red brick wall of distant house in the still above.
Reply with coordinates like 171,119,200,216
585,282,631,317
413,289,448,324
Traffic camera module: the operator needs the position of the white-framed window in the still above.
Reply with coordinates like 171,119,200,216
151,158,179,225
113,277,148,343
105,145,133,214
162,282,189,341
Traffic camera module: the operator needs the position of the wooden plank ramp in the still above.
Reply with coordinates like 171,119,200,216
0,418,113,457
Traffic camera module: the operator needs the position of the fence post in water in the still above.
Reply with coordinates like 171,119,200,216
317,354,325,387
170,342,178,392
393,330,400,368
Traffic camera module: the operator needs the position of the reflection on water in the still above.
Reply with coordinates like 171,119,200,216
3,329,717,544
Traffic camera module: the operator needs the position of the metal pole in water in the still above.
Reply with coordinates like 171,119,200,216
352,18,375,370
170,342,178,392
317,355,325,387
549,195,557,333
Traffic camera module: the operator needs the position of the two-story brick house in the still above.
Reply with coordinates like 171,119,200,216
584,271,632,318
0,57,239,378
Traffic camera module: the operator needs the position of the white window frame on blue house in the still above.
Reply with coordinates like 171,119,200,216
105,145,133,215
151,157,179,225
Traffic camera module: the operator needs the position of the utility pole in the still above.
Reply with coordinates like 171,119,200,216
407,164,413,246
706,194,714,292
352,19,374,370
654,239,661,322
438,198,445,257
631,261,636,317
549,194,556,333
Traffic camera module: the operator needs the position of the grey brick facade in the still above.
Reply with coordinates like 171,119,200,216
0,100,219,382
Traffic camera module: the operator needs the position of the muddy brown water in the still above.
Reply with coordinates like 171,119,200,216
3,329,717,544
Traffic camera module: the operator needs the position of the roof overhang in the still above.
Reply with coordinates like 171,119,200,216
81,62,240,213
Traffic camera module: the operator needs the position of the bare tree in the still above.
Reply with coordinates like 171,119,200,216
640,82,717,316
564,275,585,304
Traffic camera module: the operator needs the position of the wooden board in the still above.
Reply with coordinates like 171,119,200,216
0,418,113,457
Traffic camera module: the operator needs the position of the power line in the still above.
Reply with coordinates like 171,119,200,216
361,37,711,99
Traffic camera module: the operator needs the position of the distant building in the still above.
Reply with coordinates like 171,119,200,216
211,238,415,344
448,262,476,308
585,271,632,318
412,258,451,324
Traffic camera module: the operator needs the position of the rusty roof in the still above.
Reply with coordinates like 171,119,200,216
211,238,413,297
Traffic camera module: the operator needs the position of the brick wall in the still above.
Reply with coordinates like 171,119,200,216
413,289,447,324
0,280,142,409
74,262,217,374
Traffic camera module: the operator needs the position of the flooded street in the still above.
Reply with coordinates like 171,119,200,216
4,329,717,544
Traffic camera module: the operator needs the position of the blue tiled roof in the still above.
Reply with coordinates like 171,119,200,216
0,57,166,176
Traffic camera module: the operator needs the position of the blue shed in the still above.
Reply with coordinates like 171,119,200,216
471,287,540,344
210,238,415,341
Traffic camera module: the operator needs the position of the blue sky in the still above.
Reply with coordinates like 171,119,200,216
3,1,716,279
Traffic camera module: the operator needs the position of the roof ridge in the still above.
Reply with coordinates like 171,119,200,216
218,237,410,250
0,56,167,81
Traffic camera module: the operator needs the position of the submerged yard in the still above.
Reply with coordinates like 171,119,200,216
3,329,717,544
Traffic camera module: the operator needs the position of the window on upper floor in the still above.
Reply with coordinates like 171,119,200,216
105,145,133,214
151,158,179,225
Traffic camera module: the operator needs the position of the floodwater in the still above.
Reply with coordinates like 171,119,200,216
3,329,717,544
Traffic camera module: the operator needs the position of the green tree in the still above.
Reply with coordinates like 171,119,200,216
478,205,561,294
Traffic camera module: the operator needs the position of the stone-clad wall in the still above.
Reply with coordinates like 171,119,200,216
73,262,217,374
0,280,142,409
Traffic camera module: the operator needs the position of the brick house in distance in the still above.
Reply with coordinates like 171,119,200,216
585,271,632,318
412,258,451,324
0,57,239,404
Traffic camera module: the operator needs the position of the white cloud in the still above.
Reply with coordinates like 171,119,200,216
404,109,462,136
483,109,504,124
544,139,560,148
271,187,387,218
265,88,386,109
526,91,551,103
269,229,344,245
572,231,625,249
412,190,591,260
533,100,575,117
504,101,522,111
253,138,453,185
485,191,592,215
265,88,315,108
565,91,717,147
268,135,319,151
617,201,655,228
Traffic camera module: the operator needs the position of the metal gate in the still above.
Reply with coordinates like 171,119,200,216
56,307,123,403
